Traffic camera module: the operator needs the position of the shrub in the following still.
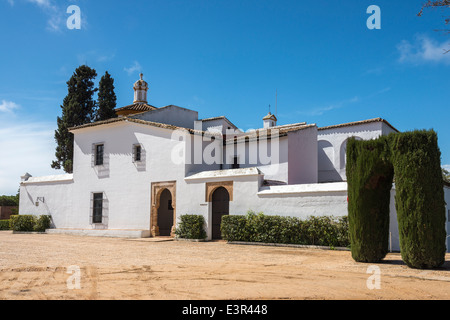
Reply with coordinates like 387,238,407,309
10,215,36,232
346,137,394,262
175,214,207,239
221,215,250,242
389,130,446,269
221,211,349,248
9,215,51,232
35,215,51,232
0,220,10,230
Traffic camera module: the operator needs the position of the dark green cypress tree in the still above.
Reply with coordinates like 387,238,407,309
51,65,98,173
389,130,446,269
346,136,394,262
95,71,117,121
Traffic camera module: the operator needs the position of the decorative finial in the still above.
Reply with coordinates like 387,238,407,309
139,73,144,80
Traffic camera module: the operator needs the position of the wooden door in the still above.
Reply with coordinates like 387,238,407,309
211,187,230,240
157,189,174,236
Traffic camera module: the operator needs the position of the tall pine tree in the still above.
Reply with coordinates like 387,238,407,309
95,71,117,121
51,65,98,173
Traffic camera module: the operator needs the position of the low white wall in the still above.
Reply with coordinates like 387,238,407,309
19,177,74,228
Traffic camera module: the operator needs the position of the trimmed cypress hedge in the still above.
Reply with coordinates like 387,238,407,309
346,137,394,262
175,214,207,240
389,130,446,269
221,211,349,248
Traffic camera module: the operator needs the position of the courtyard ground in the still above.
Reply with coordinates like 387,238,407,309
0,231,448,300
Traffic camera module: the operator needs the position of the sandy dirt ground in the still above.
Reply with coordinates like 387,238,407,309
0,231,449,300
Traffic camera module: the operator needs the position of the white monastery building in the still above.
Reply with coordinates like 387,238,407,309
19,74,450,251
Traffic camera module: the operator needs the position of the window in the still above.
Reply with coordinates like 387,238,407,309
95,144,104,166
134,145,142,162
92,193,103,223
232,156,239,169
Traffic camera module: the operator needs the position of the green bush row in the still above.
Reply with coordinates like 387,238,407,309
0,220,10,230
175,214,207,239
0,195,19,207
9,215,51,232
221,211,349,248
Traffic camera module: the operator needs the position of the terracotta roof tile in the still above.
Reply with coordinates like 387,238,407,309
318,117,399,132
115,103,157,112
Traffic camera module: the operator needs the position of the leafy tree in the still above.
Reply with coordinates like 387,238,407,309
51,65,98,173
418,0,450,52
95,71,117,121
443,167,450,182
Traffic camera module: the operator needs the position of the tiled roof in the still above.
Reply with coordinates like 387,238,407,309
318,117,399,132
225,123,317,143
68,116,220,137
263,112,277,121
200,116,239,129
115,103,157,113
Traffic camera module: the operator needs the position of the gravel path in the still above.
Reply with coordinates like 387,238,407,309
0,232,449,300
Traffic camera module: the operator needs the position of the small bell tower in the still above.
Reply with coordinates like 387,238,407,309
133,73,149,104
263,105,277,128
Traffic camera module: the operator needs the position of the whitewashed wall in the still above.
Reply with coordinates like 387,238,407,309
287,126,318,184
132,105,198,129
19,175,74,228
317,122,396,183
70,121,190,231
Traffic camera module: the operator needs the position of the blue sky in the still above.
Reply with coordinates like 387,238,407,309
0,0,449,195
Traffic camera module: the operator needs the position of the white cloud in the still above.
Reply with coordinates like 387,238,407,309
27,0,51,8
0,120,63,195
21,0,66,32
0,100,20,113
299,96,360,116
397,35,450,65
442,164,450,172
124,61,143,76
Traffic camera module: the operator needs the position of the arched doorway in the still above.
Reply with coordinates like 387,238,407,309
157,188,174,236
211,187,230,240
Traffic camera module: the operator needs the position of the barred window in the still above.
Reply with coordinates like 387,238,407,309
95,144,104,166
92,193,103,223
134,145,142,162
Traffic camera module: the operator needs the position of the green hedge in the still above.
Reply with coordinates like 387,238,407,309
0,195,19,206
389,130,446,269
35,215,52,232
9,215,51,232
0,220,10,230
346,137,394,262
221,211,349,248
175,214,207,239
